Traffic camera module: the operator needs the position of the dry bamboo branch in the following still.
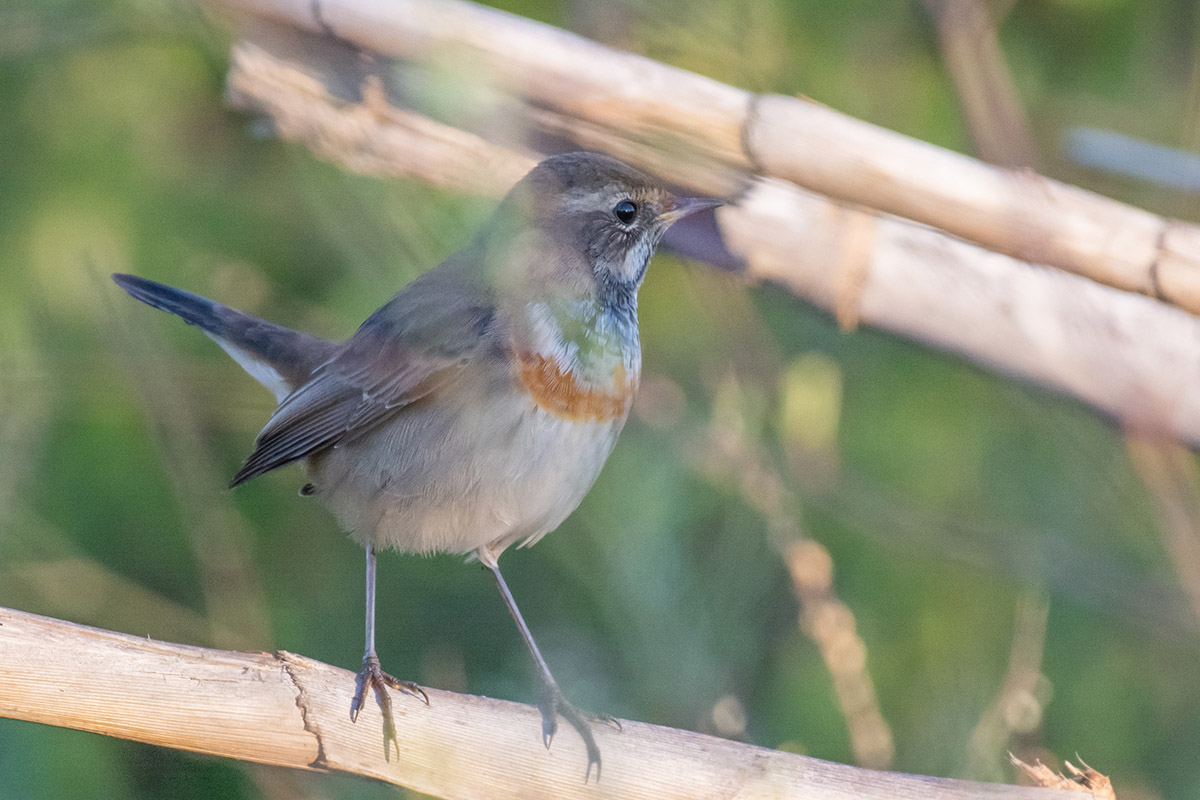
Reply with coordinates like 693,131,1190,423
0,606,1075,799
209,0,1200,316
747,98,1168,298
722,179,1200,442
226,33,1200,449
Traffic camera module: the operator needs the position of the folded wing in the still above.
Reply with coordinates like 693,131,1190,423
230,265,495,487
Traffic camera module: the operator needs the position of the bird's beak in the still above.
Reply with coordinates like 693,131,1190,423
661,196,724,224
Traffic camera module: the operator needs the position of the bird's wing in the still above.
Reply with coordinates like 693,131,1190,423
230,266,495,487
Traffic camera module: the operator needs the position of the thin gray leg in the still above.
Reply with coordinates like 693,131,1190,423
351,544,427,759
488,561,607,781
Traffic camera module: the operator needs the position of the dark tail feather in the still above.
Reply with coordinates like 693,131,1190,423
112,273,338,392
114,272,232,333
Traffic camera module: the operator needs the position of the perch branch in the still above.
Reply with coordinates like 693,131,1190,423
0,606,1078,798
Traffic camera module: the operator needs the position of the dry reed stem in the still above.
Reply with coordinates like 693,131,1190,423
964,594,1052,780
1009,755,1115,798
697,376,895,771
921,0,1039,169
0,607,1082,799
1125,432,1200,627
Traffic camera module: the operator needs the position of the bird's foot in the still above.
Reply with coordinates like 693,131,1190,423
538,683,619,782
351,651,428,760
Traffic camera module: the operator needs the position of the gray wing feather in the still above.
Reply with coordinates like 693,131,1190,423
230,262,495,487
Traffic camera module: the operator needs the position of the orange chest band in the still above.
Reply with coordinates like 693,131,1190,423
516,353,637,422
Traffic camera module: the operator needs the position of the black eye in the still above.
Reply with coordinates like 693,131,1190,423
613,200,637,224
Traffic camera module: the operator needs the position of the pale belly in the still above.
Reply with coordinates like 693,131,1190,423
306,374,627,558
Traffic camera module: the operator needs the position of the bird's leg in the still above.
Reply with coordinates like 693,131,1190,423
487,560,613,781
351,544,428,759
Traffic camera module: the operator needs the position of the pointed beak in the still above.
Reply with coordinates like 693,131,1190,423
660,195,724,224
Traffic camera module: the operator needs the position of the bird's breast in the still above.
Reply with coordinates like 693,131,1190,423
508,298,641,423
516,351,637,422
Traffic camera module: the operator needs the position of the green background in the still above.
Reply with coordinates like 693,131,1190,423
3,0,1200,797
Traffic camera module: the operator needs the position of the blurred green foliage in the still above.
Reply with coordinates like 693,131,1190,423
3,0,1200,797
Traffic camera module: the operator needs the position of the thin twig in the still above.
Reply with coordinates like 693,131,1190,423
1125,431,1200,627
964,593,1052,780
695,375,895,771
921,0,1039,169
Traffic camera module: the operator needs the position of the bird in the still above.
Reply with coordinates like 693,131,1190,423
112,151,721,777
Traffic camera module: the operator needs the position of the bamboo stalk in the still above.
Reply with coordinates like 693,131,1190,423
209,0,1200,318
747,96,1168,298
222,0,753,180
722,178,1200,440
0,606,1078,798
225,32,1200,448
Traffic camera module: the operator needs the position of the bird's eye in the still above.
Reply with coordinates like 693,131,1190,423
613,200,638,224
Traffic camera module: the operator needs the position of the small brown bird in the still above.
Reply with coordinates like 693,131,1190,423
114,152,720,776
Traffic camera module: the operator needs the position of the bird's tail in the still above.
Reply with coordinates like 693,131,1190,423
112,273,338,401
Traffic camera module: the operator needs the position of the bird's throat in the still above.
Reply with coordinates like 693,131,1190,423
513,299,640,422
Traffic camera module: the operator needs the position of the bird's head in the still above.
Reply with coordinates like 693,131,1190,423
478,152,721,310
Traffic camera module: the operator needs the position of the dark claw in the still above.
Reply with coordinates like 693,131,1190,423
541,712,558,748
538,684,607,782
351,652,427,761
595,712,622,732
